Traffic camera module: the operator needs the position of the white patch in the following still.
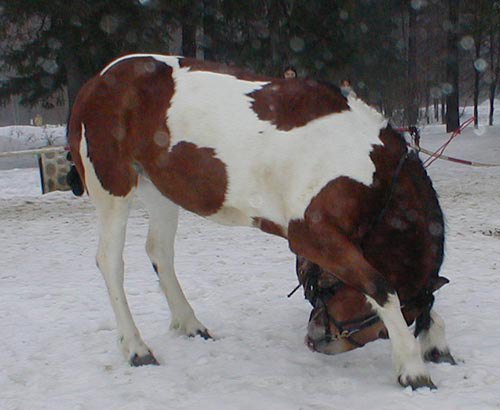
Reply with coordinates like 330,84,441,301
166,67,387,228
100,53,181,76
419,310,451,355
366,293,431,383
79,124,109,201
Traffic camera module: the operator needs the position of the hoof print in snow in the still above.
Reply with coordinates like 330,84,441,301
130,352,159,367
193,329,212,340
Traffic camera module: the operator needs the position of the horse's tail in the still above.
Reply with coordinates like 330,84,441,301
66,97,87,196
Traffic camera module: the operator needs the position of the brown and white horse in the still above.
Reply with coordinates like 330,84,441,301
68,54,453,389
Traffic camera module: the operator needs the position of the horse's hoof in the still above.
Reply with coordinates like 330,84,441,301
398,374,437,390
130,351,159,367
424,348,457,365
193,329,213,340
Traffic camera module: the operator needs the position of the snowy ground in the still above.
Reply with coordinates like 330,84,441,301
1,107,500,409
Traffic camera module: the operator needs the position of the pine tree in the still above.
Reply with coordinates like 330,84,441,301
0,0,171,108
446,0,460,132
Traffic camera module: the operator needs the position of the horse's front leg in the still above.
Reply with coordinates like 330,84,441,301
289,220,435,390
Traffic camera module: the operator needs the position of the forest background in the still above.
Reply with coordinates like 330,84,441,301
0,0,498,131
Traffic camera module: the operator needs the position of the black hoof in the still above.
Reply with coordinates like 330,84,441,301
424,348,457,365
130,351,159,367
190,329,213,340
398,375,437,390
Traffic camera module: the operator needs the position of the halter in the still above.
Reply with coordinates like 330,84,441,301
304,269,381,347
301,266,436,347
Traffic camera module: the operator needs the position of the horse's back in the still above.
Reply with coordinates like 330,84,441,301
68,54,386,227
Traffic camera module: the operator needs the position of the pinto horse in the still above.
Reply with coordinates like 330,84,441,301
68,54,453,389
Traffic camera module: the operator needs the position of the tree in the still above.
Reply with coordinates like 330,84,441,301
488,22,500,125
487,1,500,125
446,0,460,132
0,0,171,109
202,0,353,78
463,0,495,127
407,0,419,126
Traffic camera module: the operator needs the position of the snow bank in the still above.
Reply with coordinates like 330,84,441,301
0,125,66,152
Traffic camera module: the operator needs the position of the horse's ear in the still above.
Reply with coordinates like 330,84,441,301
431,276,450,292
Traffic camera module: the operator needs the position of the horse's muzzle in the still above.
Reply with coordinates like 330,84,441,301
305,311,356,355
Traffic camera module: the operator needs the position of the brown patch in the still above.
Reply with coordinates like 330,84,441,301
288,216,393,306
249,80,349,131
142,141,227,216
253,218,287,238
179,58,349,131
68,57,175,197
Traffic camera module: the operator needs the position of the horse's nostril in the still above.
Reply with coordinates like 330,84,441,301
305,335,317,351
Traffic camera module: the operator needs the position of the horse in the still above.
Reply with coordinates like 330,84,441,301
67,53,453,389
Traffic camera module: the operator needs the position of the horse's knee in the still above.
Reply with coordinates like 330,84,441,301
362,276,395,308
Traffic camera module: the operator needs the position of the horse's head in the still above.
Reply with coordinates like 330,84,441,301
297,257,387,353
298,132,449,355
298,256,449,354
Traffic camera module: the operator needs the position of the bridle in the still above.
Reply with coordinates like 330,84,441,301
299,263,436,348
302,267,382,348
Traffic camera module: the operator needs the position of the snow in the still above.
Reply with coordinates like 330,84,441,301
1,106,500,409
0,125,65,152
0,125,65,170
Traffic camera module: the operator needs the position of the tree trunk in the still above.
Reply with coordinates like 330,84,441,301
473,15,482,128
474,40,480,128
407,2,419,126
64,52,88,114
489,82,496,126
182,22,197,57
268,3,283,75
489,30,499,126
441,96,446,124
202,0,214,61
446,0,460,133
425,87,430,124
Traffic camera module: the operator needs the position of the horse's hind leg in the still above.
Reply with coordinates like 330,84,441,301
94,195,158,365
138,177,210,338
79,137,157,366
417,309,456,365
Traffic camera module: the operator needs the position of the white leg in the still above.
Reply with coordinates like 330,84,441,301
80,136,157,366
418,310,456,364
367,293,435,389
138,177,210,338
95,198,158,365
